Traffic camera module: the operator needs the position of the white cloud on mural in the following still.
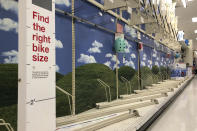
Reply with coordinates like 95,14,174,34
111,55,120,64
124,24,137,37
111,56,120,69
148,60,152,64
92,40,103,48
0,18,18,33
141,61,146,66
124,40,132,53
2,50,18,64
153,53,157,57
148,64,151,68
111,18,115,23
98,12,103,16
2,50,17,56
124,24,130,33
111,55,116,62
55,0,71,7
154,40,160,47
0,0,18,14
105,53,120,68
88,48,101,53
143,54,147,61
113,64,119,70
104,61,111,68
130,27,137,37
4,56,18,64
105,53,112,58
131,53,136,59
88,40,103,53
77,54,96,64
56,65,60,72
152,49,157,58
55,39,64,48
125,60,135,69
155,61,159,66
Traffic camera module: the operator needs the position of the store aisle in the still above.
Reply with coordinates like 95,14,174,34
148,77,197,131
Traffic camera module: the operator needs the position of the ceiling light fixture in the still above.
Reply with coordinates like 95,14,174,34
192,17,197,22
195,30,197,33
181,0,187,8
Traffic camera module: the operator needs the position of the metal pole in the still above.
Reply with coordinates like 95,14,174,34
151,49,153,84
116,53,119,99
72,0,76,115
138,53,141,90
115,9,119,100
137,31,142,90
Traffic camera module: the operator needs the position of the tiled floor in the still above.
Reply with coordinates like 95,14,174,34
148,76,197,131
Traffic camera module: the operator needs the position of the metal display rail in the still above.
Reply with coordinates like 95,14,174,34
136,77,194,131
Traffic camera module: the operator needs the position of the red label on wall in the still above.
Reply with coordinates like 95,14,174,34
116,23,123,33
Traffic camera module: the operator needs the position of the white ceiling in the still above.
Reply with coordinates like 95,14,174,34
175,0,197,49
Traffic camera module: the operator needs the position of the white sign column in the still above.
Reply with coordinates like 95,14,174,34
18,0,56,131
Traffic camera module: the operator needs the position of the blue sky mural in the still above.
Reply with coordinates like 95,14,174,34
0,0,18,64
0,0,175,75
